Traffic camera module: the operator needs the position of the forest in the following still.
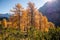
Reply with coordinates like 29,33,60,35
0,2,60,40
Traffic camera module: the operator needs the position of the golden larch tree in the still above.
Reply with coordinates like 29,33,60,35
9,3,23,29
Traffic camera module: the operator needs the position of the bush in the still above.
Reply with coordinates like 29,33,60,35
0,26,60,40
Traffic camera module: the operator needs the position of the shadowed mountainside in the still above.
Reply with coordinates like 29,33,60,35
39,0,60,26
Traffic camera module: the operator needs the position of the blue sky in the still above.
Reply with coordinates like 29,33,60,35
0,0,47,14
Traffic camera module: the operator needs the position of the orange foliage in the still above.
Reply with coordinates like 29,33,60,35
8,2,55,32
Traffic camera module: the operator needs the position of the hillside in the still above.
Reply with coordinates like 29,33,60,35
0,13,10,20
39,0,60,26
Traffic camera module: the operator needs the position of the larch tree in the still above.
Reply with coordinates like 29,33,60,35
2,19,7,28
20,9,28,31
39,12,43,30
48,22,55,28
10,3,23,29
33,9,40,29
27,2,36,27
43,16,49,32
